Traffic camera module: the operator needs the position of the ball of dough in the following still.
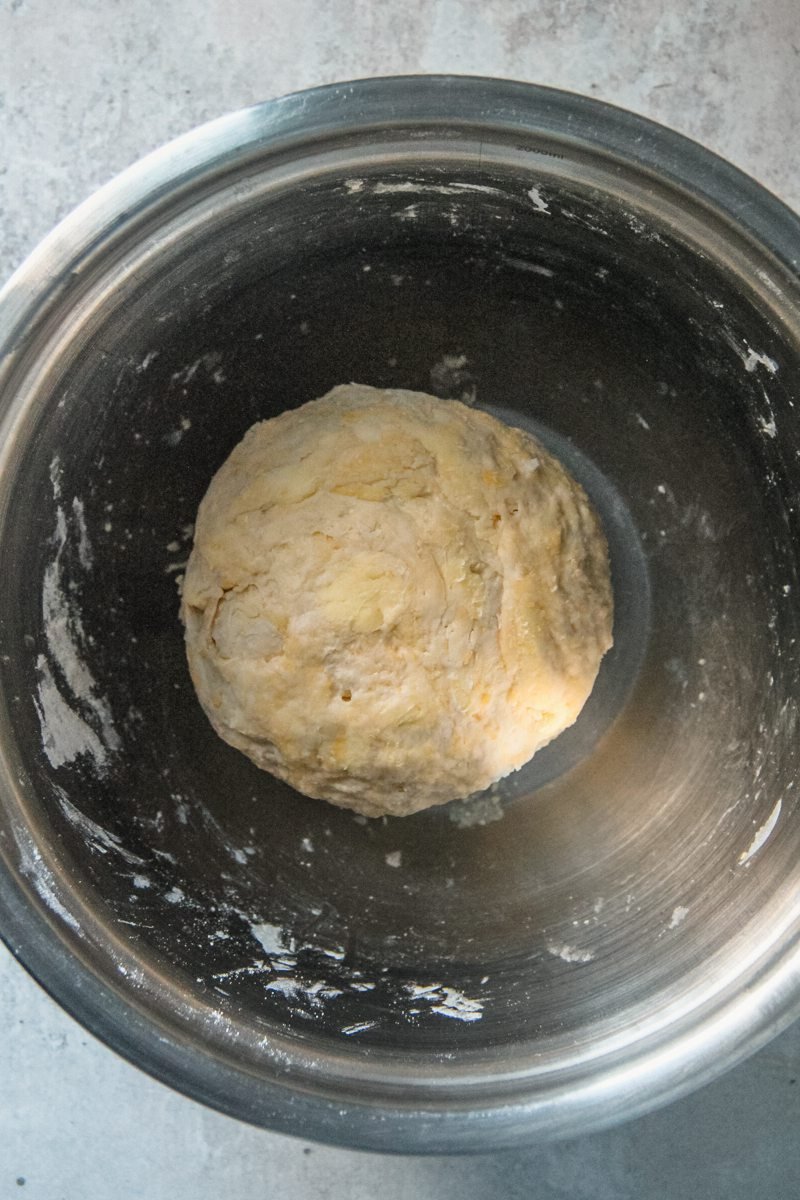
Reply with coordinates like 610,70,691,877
181,384,613,817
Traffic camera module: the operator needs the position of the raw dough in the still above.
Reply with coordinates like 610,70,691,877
181,384,613,817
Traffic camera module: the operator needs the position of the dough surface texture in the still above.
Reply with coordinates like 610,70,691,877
181,384,613,817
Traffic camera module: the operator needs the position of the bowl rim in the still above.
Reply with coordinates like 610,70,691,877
1,73,800,1154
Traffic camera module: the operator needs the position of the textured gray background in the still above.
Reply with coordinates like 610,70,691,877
2,1,800,1196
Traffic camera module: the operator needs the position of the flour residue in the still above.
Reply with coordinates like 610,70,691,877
35,457,120,773
342,1020,377,1035
191,796,262,870
57,789,144,865
546,941,595,964
71,497,93,570
502,256,555,277
15,835,81,934
527,185,551,215
165,522,193,577
448,789,504,828
163,416,192,447
34,657,107,770
403,982,484,1022
396,204,419,222
136,349,159,373
250,921,289,957
742,346,778,375
758,413,777,439
373,180,501,197
265,977,344,1006
739,798,782,865
724,331,779,377
668,905,689,929
222,916,486,1026
319,944,346,961
170,351,224,387
429,352,476,403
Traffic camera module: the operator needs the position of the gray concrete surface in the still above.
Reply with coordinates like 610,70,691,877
2,942,800,1198
2,1,800,1196
2,0,800,282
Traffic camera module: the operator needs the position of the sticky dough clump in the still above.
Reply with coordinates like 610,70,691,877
181,384,613,817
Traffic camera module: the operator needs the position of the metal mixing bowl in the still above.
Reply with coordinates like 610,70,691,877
1,77,800,1154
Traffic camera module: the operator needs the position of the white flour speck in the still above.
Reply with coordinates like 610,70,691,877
372,180,500,197
385,850,402,868
527,185,551,214
739,798,782,864
171,352,221,386
546,941,595,964
502,256,555,276
213,963,273,982
431,988,484,1022
266,977,344,1006
71,498,93,570
42,556,117,744
163,417,192,447
406,983,442,999
49,454,63,498
250,921,290,957
448,792,504,827
37,474,120,770
34,657,107,770
403,982,484,1022
16,839,81,934
743,347,778,374
57,790,144,864
318,945,346,961
668,905,689,929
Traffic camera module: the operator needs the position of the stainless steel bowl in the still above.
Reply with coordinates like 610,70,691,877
1,76,800,1154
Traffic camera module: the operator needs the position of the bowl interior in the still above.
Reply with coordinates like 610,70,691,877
2,91,800,1135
